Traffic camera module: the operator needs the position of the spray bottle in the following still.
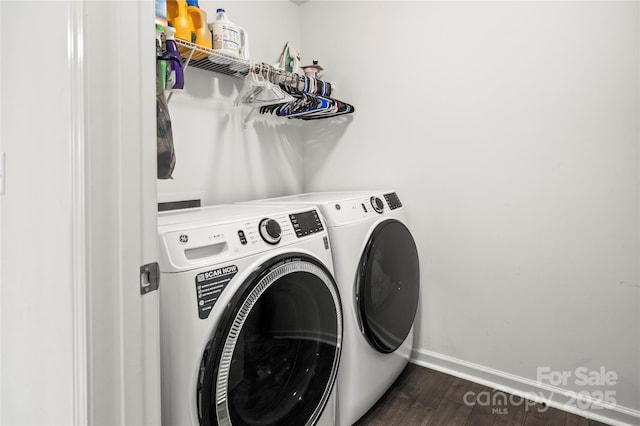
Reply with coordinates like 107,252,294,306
155,24,167,90
163,26,184,90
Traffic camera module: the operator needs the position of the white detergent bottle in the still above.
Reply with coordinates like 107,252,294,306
208,8,249,59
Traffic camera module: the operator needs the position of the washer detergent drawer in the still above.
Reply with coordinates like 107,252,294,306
184,241,228,260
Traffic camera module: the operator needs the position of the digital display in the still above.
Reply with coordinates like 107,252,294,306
384,192,403,210
289,210,324,237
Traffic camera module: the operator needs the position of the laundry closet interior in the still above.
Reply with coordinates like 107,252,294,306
0,1,638,426
154,1,639,425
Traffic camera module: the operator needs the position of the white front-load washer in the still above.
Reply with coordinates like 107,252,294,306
157,204,342,426
240,191,420,426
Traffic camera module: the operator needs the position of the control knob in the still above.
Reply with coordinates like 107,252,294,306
259,218,282,245
370,196,384,214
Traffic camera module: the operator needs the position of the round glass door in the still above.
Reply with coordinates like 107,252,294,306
356,219,419,353
198,256,342,426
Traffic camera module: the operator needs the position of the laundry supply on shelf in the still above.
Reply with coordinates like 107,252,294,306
163,26,185,90
155,0,167,25
209,8,249,59
275,42,300,74
156,24,167,90
187,0,212,58
167,0,211,59
301,60,324,79
166,0,191,42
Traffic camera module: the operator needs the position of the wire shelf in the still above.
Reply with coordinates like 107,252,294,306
166,38,352,120
174,39,250,78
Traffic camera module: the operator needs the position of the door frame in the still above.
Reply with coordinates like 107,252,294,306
1,1,159,424
82,1,160,424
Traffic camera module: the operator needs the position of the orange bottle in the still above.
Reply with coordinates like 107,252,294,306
166,0,193,57
187,0,212,59
166,0,191,42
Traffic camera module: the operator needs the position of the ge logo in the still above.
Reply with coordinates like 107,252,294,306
178,234,189,244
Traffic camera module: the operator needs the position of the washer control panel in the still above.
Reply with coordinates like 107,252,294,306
159,205,328,270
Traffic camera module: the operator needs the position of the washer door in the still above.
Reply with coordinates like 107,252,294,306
198,255,342,426
356,219,419,354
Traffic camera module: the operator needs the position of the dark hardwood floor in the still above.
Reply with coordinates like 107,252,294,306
354,363,611,426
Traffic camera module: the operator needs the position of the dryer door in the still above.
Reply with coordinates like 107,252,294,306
356,219,420,354
198,255,342,426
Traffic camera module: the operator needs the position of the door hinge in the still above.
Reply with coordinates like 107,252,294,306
140,262,159,295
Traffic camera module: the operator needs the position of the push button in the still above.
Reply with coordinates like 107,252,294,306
237,230,247,245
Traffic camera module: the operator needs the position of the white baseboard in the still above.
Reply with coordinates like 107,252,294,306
410,348,640,426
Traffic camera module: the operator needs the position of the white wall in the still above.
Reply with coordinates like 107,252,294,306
300,0,639,421
157,0,306,206
0,1,76,424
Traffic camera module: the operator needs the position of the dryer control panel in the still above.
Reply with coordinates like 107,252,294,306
321,192,404,227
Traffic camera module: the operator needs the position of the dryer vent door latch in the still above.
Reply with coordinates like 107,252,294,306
140,262,160,295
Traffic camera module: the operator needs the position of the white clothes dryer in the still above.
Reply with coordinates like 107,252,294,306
157,204,342,426
240,191,420,426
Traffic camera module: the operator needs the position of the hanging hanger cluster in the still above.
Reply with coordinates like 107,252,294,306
236,62,355,120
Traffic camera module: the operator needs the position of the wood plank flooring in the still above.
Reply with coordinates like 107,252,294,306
354,363,611,426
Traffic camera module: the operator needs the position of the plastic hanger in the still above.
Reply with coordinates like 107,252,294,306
256,71,353,120
234,63,294,107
